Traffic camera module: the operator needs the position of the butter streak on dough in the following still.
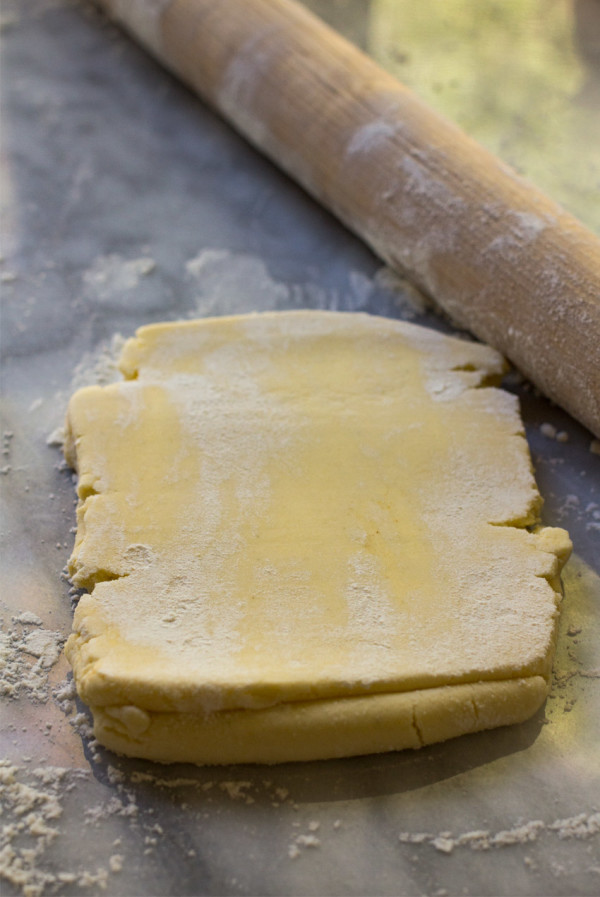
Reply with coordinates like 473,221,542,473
63,311,571,764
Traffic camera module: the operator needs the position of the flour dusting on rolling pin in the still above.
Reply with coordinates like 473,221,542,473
95,0,600,437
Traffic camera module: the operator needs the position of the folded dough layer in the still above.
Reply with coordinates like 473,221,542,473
63,311,571,764
92,676,548,766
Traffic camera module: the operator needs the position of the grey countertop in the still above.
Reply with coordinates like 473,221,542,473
1,2,599,896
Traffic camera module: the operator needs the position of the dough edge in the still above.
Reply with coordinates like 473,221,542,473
91,675,548,765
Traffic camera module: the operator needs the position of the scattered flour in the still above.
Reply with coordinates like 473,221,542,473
553,493,600,535
70,333,126,391
0,761,112,897
0,616,65,703
184,249,428,319
13,612,42,626
129,771,198,788
219,781,254,803
288,825,322,859
126,770,294,808
398,812,600,854
21,630,63,668
83,254,156,304
52,677,77,716
185,250,289,315
84,795,139,826
1,743,300,894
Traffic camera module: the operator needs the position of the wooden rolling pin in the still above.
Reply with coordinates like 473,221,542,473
98,0,600,437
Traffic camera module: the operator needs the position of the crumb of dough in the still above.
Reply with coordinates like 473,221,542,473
52,676,77,714
288,829,321,859
46,426,66,447
296,834,320,848
108,855,123,873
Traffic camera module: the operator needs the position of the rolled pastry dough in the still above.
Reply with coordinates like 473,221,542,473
64,311,571,764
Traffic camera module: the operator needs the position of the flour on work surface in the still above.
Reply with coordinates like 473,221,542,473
288,832,321,859
70,333,126,391
0,614,65,703
185,250,289,315
184,248,427,319
0,761,101,897
83,254,155,304
398,812,600,854
0,758,153,897
552,492,600,537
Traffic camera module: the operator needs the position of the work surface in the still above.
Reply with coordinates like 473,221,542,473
1,1,599,895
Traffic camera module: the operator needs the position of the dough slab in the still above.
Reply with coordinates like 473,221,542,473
63,311,571,764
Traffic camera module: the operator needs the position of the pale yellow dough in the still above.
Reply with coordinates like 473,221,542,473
64,311,571,764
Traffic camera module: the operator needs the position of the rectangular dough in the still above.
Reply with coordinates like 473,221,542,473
63,311,571,763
